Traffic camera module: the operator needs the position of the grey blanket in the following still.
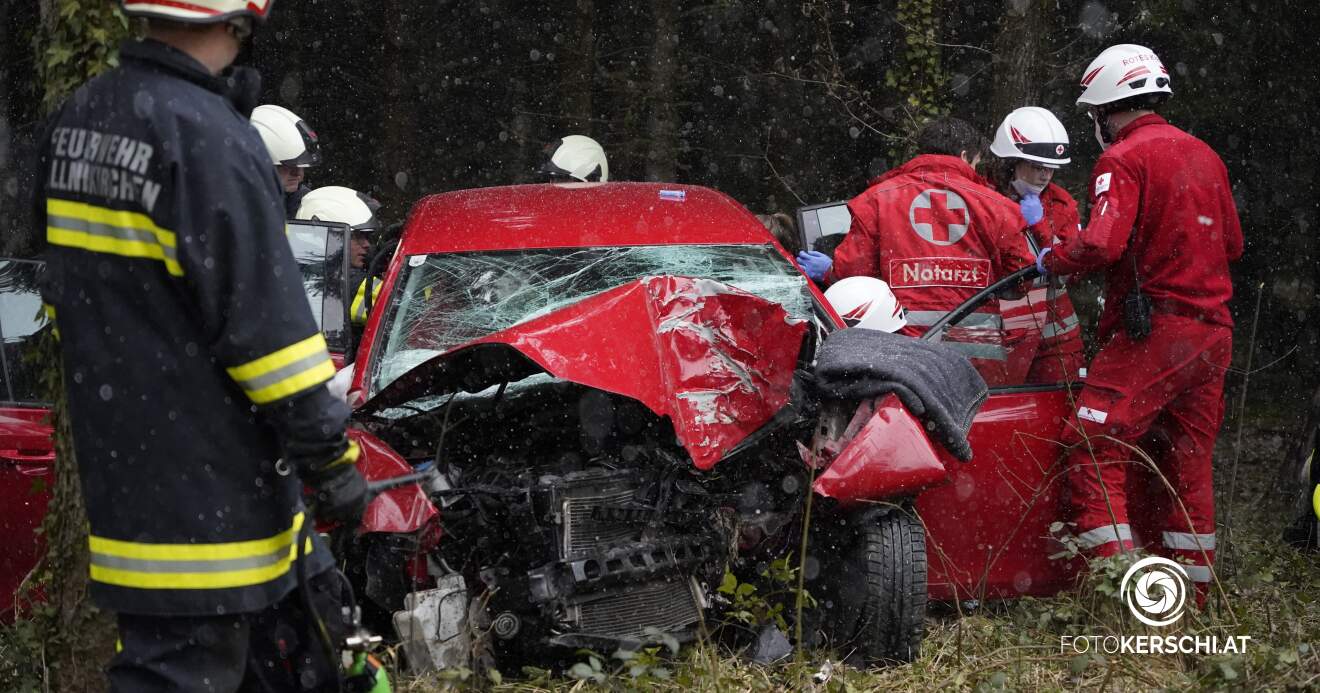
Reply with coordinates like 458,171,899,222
813,328,988,461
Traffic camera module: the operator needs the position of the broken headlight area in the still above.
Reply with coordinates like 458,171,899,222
359,375,812,665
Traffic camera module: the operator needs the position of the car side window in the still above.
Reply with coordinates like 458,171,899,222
0,259,50,406
286,222,349,354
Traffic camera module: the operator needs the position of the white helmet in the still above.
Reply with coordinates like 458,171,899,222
120,0,272,23
990,107,1070,168
1077,44,1172,108
296,186,380,231
825,277,908,333
251,105,322,168
540,135,609,182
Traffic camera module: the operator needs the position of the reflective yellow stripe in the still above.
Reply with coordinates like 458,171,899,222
325,440,361,470
45,199,182,276
89,514,313,590
40,302,59,340
225,333,335,404
350,278,383,324
1312,481,1319,522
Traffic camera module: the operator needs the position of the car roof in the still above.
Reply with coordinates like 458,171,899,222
399,182,777,254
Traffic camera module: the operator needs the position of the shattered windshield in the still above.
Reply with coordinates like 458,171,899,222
369,244,812,395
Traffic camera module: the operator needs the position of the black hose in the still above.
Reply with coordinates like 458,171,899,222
297,519,343,693
919,264,1041,342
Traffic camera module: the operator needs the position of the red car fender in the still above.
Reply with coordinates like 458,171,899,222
349,428,438,534
812,394,949,505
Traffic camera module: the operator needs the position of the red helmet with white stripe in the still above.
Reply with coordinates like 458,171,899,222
1077,44,1172,107
120,0,273,24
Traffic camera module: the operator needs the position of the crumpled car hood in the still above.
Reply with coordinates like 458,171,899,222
364,276,807,469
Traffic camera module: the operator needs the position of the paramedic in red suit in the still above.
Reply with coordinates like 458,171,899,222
988,107,1086,383
1039,44,1242,596
796,117,1035,386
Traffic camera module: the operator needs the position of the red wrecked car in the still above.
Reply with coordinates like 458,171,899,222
333,182,1085,668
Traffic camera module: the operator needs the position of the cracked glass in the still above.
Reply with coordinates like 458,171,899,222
369,244,812,395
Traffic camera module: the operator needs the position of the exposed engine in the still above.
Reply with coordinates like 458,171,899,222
361,374,811,661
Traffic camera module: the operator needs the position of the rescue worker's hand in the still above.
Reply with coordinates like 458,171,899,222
306,463,369,526
796,251,833,281
1035,247,1053,278
1019,193,1044,226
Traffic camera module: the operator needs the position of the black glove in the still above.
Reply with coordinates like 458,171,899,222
305,460,369,526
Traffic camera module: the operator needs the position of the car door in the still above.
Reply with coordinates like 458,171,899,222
915,266,1084,600
0,258,55,622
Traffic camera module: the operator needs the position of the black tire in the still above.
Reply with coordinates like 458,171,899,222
821,507,927,665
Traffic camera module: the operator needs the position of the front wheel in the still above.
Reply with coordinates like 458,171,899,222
819,506,927,665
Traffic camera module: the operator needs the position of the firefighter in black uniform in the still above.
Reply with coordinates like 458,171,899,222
34,1,368,690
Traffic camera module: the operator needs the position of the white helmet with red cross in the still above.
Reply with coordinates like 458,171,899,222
1077,44,1173,107
120,0,272,24
824,276,908,333
990,107,1071,168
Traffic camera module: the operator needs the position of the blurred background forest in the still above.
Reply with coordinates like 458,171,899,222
3,0,1319,399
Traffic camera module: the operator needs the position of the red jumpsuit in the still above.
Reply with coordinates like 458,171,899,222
999,182,1086,383
1044,115,1242,591
829,155,1035,385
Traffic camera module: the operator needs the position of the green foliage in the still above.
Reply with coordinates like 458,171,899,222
715,558,814,634
885,0,950,157
35,0,131,113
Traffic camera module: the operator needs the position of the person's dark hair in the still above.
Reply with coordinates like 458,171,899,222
915,117,989,160
755,212,801,255
812,233,847,258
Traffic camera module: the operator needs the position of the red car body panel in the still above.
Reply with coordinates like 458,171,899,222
367,276,807,471
349,429,437,535
813,394,949,504
348,183,824,400
920,389,1083,600
0,407,54,622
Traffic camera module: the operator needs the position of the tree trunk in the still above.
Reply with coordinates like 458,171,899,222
561,0,596,133
377,0,417,218
989,0,1049,126
644,0,679,181
24,3,130,689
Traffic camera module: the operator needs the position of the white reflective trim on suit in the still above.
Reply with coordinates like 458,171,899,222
1077,523,1133,548
1183,564,1212,583
1162,531,1216,551
1042,313,1081,338
905,310,1003,329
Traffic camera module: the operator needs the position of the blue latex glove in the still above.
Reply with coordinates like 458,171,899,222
796,251,833,281
1035,247,1052,278
1019,193,1044,226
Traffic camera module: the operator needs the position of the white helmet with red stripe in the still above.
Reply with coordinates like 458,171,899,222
990,107,1071,168
1076,44,1172,107
824,276,908,333
120,0,273,24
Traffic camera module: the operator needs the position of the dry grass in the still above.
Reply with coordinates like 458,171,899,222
390,421,1320,692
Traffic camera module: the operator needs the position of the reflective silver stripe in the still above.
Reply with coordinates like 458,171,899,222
1042,314,1080,338
1162,531,1216,551
46,213,178,262
1183,565,1212,583
90,549,287,574
233,350,330,393
906,310,1003,328
945,341,1008,361
1077,523,1133,548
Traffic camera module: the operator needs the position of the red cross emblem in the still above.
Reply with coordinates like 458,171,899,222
908,189,969,246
